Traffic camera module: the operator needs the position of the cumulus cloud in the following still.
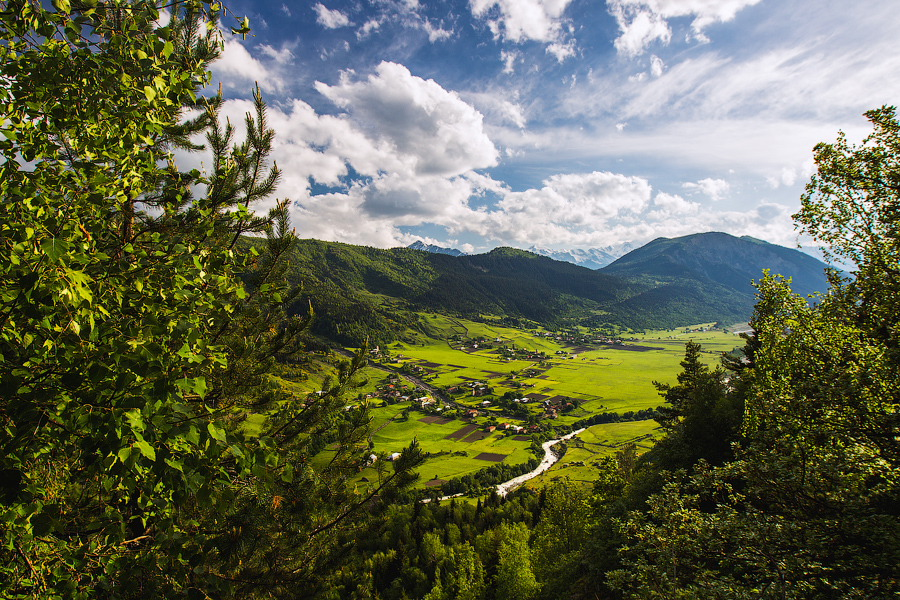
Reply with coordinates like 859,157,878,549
547,40,576,63
209,34,285,94
471,171,653,244
608,0,762,56
259,44,294,63
197,63,500,247
651,191,699,215
422,19,453,42
313,3,351,29
315,62,498,176
683,177,730,201
469,0,575,43
612,8,670,57
196,96,800,250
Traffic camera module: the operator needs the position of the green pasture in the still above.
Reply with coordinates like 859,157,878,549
313,317,745,491
355,408,536,488
389,319,738,417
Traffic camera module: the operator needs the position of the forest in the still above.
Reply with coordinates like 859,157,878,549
1,1,899,598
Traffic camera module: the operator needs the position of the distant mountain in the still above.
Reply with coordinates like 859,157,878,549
407,240,467,256
243,233,832,347
601,232,831,320
527,244,634,269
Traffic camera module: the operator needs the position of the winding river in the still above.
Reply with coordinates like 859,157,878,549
495,428,585,496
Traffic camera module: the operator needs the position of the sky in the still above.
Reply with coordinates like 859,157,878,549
192,0,900,257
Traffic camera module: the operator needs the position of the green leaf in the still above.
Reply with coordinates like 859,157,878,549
134,439,156,462
176,376,208,399
51,0,71,14
40,238,69,262
207,423,226,443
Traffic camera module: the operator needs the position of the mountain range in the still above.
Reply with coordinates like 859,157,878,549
527,243,635,269
406,240,635,269
272,232,831,346
406,240,467,256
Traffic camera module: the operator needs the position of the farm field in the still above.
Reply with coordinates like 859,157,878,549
344,315,742,491
366,410,534,482
384,315,737,415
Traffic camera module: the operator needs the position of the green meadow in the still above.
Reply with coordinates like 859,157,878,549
343,315,743,489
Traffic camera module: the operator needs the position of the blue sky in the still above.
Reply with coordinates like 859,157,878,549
193,0,900,255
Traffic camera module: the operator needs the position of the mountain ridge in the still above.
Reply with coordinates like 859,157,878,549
265,232,831,346
406,240,467,256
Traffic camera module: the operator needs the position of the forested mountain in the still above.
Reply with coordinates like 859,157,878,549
601,231,831,297
265,233,830,345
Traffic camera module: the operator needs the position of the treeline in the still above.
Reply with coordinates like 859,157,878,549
418,457,542,498
570,407,661,430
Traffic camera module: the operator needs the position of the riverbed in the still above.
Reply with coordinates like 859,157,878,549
495,428,585,497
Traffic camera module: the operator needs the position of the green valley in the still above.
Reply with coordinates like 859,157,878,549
292,313,743,497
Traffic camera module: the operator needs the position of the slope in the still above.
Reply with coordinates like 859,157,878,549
600,232,831,323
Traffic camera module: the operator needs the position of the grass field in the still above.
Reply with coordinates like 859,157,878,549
304,315,744,491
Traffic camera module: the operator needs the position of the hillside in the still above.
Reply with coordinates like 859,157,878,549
601,232,831,297
597,233,831,328
274,241,644,345
265,233,831,346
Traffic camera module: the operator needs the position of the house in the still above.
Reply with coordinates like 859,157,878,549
480,400,491,407
388,452,402,461
486,425,496,432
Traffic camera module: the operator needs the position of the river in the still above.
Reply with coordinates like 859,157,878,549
495,428,585,496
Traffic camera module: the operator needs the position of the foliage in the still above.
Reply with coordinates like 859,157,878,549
648,341,742,471
0,3,422,597
610,108,900,598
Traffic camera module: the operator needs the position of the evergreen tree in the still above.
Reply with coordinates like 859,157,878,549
610,108,900,598
0,2,422,597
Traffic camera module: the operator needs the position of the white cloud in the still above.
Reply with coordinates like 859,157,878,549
476,171,653,244
650,55,665,77
547,40,576,63
315,62,498,176
608,0,762,56
501,50,520,74
358,19,381,38
469,0,574,43
210,34,285,94
422,19,453,42
651,191,699,215
281,3,290,16
612,8,670,57
313,3,351,29
682,177,730,201
259,44,294,63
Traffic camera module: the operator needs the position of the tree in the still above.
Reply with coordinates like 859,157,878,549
0,2,422,597
611,108,900,598
531,479,593,597
494,521,539,600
